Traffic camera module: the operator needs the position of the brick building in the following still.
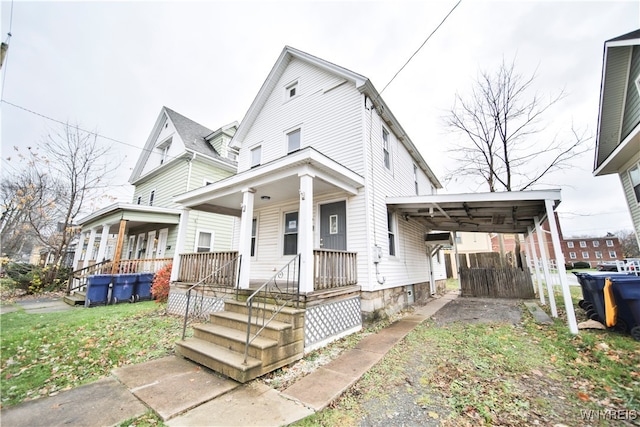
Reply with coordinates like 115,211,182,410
523,212,623,268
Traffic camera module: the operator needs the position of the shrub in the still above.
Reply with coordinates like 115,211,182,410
572,261,591,269
564,263,573,270
151,263,172,303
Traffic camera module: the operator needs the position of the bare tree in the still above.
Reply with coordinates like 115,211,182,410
445,58,591,192
444,58,591,265
3,123,116,284
616,229,640,258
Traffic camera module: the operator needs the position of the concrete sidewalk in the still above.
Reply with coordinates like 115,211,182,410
0,292,458,427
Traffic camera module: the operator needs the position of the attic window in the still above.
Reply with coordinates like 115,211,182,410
285,81,298,100
635,74,640,97
157,137,172,165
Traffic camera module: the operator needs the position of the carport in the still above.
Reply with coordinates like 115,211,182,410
387,189,578,334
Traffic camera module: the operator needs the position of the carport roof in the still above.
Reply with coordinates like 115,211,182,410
387,189,561,234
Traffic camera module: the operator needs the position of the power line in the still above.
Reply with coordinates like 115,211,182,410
1,99,185,165
379,0,462,96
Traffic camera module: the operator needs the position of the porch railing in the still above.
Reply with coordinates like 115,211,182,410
313,249,358,290
67,259,113,294
113,258,173,274
181,254,241,340
178,251,239,286
244,254,300,364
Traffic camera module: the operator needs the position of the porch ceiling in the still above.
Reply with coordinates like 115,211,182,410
175,147,365,217
387,190,561,234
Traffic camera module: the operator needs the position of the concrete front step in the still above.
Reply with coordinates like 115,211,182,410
175,338,262,383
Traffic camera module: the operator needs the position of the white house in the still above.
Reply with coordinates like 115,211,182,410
171,46,447,320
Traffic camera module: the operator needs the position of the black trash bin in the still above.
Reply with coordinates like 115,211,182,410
111,274,137,304
85,274,112,307
134,273,155,302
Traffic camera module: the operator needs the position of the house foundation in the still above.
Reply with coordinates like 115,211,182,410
360,280,447,322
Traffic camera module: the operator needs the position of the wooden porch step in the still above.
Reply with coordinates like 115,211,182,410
63,293,86,306
193,323,278,354
175,337,263,383
210,311,292,342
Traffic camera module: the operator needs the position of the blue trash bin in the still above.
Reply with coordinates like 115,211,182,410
610,276,640,340
575,272,634,329
85,274,112,307
111,274,137,304
134,273,155,302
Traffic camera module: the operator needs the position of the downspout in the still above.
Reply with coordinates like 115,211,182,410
366,95,385,285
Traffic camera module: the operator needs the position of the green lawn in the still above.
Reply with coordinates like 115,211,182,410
0,302,183,409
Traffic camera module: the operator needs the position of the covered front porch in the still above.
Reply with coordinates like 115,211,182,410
170,147,365,294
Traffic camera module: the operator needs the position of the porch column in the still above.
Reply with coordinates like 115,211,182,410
527,225,545,305
545,199,578,334
238,188,255,289
111,220,127,275
86,228,98,263
72,231,86,270
170,208,190,282
298,172,314,294
95,224,111,262
534,216,558,317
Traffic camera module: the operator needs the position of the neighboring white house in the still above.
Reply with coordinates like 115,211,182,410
594,29,640,248
73,107,238,272
171,46,447,321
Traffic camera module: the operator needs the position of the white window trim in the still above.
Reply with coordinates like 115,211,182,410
606,239,614,247
251,217,258,258
250,144,262,168
635,73,640,97
592,241,599,247
609,251,617,258
149,189,156,206
282,209,299,256
569,252,577,259
194,229,215,253
387,209,397,257
579,241,587,248
284,79,300,102
582,251,589,259
285,125,303,154
382,127,391,171
567,241,574,248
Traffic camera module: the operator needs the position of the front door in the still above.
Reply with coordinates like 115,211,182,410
156,228,169,258
320,201,346,250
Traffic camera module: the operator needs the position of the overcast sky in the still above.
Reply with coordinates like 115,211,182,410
1,0,638,237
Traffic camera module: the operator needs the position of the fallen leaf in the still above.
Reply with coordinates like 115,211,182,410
428,411,439,419
577,392,590,401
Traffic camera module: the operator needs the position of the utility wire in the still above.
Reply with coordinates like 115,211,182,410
1,99,185,166
379,0,462,96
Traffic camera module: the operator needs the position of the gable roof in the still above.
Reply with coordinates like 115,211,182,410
232,46,442,189
129,107,236,183
594,28,640,176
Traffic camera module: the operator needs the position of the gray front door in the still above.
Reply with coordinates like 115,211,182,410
320,201,346,250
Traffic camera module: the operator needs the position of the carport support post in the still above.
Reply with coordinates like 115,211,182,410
527,226,545,305
534,216,558,317
544,199,578,334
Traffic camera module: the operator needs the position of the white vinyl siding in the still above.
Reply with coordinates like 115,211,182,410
237,58,364,175
620,158,640,238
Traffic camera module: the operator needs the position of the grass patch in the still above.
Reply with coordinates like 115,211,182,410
0,302,183,408
294,296,639,427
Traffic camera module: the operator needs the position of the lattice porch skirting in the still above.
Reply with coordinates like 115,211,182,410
167,288,226,320
304,296,362,352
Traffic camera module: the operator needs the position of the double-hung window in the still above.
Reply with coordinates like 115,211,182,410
283,212,298,255
387,209,396,256
567,241,574,248
382,128,390,170
251,145,262,168
287,129,301,153
196,231,213,253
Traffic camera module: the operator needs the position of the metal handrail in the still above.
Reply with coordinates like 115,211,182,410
181,255,241,340
243,254,300,364
67,259,113,294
